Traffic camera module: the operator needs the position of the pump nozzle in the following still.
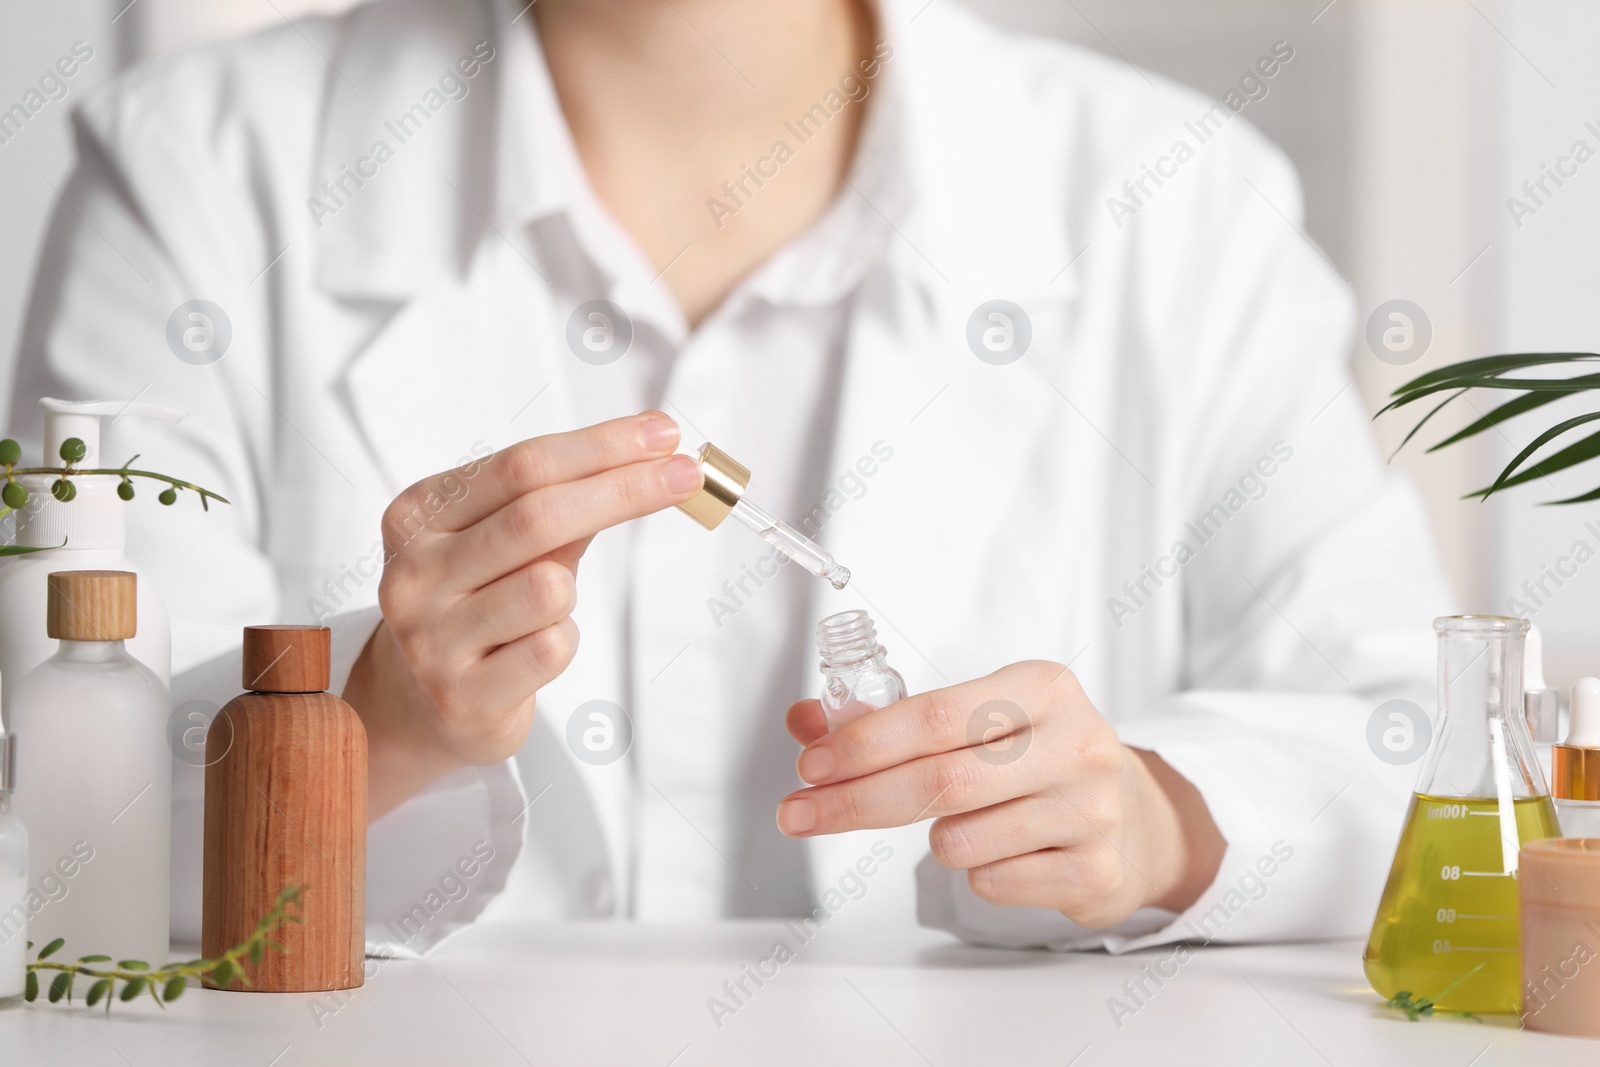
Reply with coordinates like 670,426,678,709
39,397,186,467
17,398,190,551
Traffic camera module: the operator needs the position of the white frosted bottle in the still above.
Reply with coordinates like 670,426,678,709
11,571,170,966
0,733,27,1006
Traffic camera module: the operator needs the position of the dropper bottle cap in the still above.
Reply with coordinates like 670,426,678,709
675,443,749,531
1554,677,1600,801
1523,624,1559,745
675,441,851,589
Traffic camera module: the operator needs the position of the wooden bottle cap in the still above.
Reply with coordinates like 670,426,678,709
242,625,331,693
47,570,136,640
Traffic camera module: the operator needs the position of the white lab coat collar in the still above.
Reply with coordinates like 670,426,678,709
308,0,1083,312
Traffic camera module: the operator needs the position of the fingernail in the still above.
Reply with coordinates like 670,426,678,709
664,454,701,494
641,415,679,452
776,798,815,836
797,746,834,784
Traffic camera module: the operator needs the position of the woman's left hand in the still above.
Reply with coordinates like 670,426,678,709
778,660,1225,928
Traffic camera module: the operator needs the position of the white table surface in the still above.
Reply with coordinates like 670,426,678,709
2,923,1596,1066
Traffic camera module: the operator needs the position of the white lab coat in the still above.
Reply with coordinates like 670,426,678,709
10,0,1450,955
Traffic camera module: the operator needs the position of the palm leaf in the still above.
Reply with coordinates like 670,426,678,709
1466,415,1600,498
1381,351,1600,506
1390,352,1600,396
1426,385,1596,451
1543,484,1600,506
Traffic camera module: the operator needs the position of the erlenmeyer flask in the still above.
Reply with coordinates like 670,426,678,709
1363,616,1559,1013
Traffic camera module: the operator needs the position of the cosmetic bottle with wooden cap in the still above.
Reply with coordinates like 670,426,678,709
10,570,170,965
202,625,367,991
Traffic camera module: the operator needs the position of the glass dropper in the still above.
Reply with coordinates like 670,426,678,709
674,442,851,590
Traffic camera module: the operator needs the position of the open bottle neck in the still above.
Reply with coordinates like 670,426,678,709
817,610,888,676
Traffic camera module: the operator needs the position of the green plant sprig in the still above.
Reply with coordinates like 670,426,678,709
1382,961,1486,1022
24,885,302,1012
0,436,229,546
1378,351,1600,505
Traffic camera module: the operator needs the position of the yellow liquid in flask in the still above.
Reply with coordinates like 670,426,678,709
1363,793,1559,1013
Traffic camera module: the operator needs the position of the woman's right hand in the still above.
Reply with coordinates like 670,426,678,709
344,411,702,817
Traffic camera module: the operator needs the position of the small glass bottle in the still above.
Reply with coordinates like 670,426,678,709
817,610,906,730
0,733,27,1008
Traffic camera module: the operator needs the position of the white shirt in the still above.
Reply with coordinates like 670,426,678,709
489,2,910,919
10,0,1451,955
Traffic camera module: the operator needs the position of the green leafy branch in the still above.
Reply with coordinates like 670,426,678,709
24,885,301,1012
0,435,229,552
1382,962,1485,1022
1378,352,1600,505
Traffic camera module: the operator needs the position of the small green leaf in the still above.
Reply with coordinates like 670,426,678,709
163,976,186,1002
119,977,146,1001
210,959,235,988
51,478,75,503
37,937,65,960
48,972,72,1003
58,437,87,464
86,979,112,1007
77,954,112,963
0,439,20,466
117,479,135,501
1,480,27,510
158,487,177,506
24,971,37,1001
118,960,149,971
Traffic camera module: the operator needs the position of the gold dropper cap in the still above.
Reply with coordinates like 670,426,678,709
675,442,750,530
1553,746,1600,801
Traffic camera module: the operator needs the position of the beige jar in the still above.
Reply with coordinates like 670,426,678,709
1520,838,1600,1037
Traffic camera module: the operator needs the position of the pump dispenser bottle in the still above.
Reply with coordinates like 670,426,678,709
0,398,182,724
817,610,906,729
1553,678,1600,837
0,733,26,1007
203,626,366,992
10,571,170,965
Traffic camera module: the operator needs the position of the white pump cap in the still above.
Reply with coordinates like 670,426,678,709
40,397,185,467
16,398,188,551
1569,677,1600,747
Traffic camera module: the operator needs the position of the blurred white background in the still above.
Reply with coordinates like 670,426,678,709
4,0,1598,685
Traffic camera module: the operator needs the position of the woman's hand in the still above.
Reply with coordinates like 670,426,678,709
778,661,1226,927
344,412,702,817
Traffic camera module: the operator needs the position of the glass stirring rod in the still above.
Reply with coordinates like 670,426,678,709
673,442,851,590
